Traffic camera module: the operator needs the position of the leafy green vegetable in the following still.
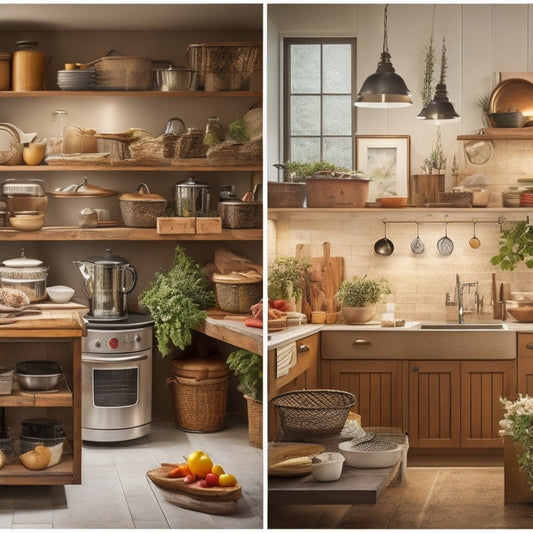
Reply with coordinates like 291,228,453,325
335,276,391,307
138,245,215,356
490,220,533,271
226,349,262,401
228,117,250,142
267,256,310,301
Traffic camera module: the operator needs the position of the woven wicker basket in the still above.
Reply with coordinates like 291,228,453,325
217,201,262,229
213,275,262,313
186,42,261,91
165,374,230,433
246,396,262,448
273,389,356,442
175,130,208,158
92,56,152,91
268,182,306,208
0,365,14,395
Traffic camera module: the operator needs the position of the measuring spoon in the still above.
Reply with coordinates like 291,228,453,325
469,222,481,249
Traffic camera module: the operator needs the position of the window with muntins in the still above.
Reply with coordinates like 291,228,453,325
283,37,356,169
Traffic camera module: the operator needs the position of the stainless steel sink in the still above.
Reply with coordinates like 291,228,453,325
420,323,507,330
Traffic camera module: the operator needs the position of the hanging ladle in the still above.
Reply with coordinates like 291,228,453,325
469,221,481,249
410,221,425,254
374,221,394,256
437,219,454,256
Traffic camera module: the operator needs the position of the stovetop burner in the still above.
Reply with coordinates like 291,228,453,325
85,312,154,330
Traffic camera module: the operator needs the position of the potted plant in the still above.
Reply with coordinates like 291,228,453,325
268,256,310,306
226,349,262,448
335,276,391,324
269,160,349,208
138,245,216,357
491,220,533,271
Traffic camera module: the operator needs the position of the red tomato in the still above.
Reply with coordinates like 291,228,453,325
205,472,220,486
183,473,198,484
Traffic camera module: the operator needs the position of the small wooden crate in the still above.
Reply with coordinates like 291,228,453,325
196,217,222,234
157,217,195,234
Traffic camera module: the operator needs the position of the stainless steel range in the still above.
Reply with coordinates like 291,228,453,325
81,313,153,442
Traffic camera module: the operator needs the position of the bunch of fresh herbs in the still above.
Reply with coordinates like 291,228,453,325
226,349,262,401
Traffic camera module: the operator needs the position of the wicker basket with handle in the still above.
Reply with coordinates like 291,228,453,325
91,55,152,91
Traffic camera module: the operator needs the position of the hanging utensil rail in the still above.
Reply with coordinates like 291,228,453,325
379,215,529,231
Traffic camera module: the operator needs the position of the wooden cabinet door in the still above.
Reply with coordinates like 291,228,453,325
268,334,319,441
408,360,461,447
322,359,403,429
461,360,516,448
518,334,533,395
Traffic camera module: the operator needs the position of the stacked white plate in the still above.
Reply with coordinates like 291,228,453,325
57,69,94,91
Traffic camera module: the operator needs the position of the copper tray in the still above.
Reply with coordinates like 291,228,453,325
489,78,533,125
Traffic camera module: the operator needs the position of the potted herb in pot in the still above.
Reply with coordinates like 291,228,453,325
138,245,215,357
335,276,391,324
268,256,310,309
226,349,262,448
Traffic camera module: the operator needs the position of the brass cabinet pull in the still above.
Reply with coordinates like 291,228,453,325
297,344,310,353
412,366,419,373
352,338,371,346
526,343,533,350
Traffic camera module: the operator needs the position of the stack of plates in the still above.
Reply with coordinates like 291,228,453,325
57,69,94,91
520,192,533,207
502,188,525,207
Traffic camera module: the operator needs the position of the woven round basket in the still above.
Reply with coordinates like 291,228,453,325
246,395,262,448
273,389,356,442
213,276,262,314
92,56,152,91
165,374,230,433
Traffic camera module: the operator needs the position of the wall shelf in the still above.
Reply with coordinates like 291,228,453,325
0,164,262,173
0,227,262,241
0,90,262,99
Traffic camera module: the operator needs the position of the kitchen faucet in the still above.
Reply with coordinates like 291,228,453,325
446,274,479,324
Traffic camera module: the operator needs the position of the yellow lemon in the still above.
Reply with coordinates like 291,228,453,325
219,473,237,487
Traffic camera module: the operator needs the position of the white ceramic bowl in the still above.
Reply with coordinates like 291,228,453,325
339,440,402,468
311,452,345,482
46,285,75,303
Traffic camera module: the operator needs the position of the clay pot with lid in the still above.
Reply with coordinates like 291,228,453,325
119,183,167,227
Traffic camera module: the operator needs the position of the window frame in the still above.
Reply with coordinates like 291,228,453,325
282,36,357,167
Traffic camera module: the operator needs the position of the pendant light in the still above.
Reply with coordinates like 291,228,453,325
354,4,412,108
417,37,460,123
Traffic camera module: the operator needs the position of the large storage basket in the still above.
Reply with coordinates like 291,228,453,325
213,275,262,313
218,201,262,229
186,42,261,91
273,389,356,441
166,374,230,433
92,56,152,91
246,395,262,448
0,365,14,395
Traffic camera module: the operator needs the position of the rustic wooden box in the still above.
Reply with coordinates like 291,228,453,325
156,217,195,234
196,217,222,234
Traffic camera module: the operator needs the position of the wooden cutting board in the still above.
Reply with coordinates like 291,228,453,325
297,242,344,313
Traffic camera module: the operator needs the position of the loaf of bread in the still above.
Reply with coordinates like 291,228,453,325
0,288,30,310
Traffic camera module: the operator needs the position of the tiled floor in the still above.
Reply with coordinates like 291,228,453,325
0,416,263,529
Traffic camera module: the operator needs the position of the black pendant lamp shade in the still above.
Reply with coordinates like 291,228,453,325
355,5,412,108
418,37,460,123
417,82,460,123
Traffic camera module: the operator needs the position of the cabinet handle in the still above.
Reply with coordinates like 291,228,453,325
412,366,419,373
352,338,371,346
526,343,533,351
297,344,310,353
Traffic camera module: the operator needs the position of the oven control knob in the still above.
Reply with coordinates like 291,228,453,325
135,334,142,343
108,337,120,350
94,340,101,348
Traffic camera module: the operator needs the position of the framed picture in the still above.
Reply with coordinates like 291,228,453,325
355,135,411,202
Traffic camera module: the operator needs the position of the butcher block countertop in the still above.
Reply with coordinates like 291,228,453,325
0,303,87,338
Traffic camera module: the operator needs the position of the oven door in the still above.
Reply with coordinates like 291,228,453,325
81,350,152,433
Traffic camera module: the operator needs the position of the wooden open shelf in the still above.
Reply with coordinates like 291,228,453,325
0,226,262,241
0,456,74,485
0,90,262,99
